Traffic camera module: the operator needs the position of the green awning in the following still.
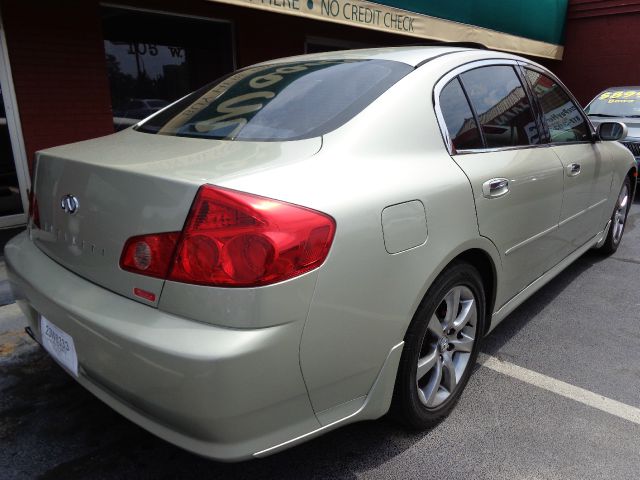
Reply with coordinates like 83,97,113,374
375,0,568,46
210,0,567,59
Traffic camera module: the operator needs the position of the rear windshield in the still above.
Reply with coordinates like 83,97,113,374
585,88,640,118
135,59,412,141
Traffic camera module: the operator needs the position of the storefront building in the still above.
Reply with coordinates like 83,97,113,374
0,0,572,228
544,0,640,106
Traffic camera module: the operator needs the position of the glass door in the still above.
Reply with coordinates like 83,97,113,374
0,11,29,228
0,87,24,217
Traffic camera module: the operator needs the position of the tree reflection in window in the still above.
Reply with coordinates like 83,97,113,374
102,7,233,131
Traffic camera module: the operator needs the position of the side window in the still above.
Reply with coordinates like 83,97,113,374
524,69,591,143
460,66,541,148
439,78,484,151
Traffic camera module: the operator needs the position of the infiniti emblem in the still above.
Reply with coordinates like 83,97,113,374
61,194,80,215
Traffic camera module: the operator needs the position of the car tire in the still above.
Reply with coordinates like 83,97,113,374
392,261,485,429
598,176,632,255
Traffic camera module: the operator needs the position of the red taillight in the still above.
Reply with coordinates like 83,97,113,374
27,189,40,228
119,185,336,288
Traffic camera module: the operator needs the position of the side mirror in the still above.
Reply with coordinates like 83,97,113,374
597,121,628,141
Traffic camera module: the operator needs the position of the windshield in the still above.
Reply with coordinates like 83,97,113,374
135,59,412,141
585,88,640,117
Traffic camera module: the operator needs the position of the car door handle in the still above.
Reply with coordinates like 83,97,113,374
482,178,509,198
567,163,581,176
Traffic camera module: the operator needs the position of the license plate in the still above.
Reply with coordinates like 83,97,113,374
40,316,78,377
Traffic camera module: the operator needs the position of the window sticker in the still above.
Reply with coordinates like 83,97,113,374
599,90,640,103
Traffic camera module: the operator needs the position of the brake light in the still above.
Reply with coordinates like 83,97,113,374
119,185,335,288
120,232,180,278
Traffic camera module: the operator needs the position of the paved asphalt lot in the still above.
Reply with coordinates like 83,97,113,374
2,200,640,480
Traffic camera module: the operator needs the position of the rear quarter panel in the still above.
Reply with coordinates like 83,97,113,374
214,57,499,415
152,51,502,417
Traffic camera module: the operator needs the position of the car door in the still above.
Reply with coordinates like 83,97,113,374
523,67,613,256
436,62,565,307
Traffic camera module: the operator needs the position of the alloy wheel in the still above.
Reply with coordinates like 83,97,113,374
612,183,630,245
416,285,477,408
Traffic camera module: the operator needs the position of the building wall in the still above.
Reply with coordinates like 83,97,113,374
3,0,622,169
107,0,418,66
544,0,640,106
0,0,409,169
1,0,113,172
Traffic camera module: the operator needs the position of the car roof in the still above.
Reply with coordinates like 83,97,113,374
255,46,487,68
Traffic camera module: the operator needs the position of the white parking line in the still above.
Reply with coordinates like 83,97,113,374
478,354,640,426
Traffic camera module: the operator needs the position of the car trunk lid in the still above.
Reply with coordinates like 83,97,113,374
30,129,322,306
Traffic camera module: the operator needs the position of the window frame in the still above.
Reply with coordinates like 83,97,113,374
438,76,486,151
514,64,549,144
519,64,597,146
433,59,597,156
458,64,543,151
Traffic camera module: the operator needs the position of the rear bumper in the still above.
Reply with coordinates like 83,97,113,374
5,231,320,461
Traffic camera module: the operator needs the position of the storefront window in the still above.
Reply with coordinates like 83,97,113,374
102,7,234,130
0,87,23,215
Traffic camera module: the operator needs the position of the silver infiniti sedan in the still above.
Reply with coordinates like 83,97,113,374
5,47,636,461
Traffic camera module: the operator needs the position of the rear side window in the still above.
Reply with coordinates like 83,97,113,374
136,59,412,141
460,66,541,148
524,69,591,143
439,78,484,151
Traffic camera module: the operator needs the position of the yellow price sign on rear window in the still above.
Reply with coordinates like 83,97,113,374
600,90,640,101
